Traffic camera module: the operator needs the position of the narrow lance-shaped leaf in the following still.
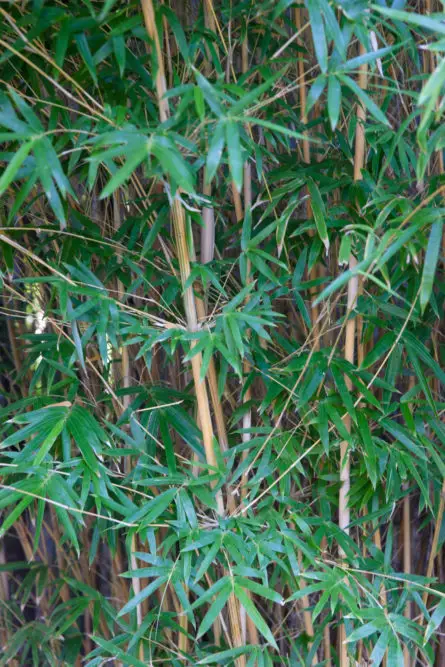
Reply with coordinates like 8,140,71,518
307,178,329,252
225,119,243,193
306,0,328,73
234,583,279,650
197,580,231,638
327,75,341,130
100,143,148,199
338,73,391,126
206,121,225,184
420,219,443,313
0,140,34,197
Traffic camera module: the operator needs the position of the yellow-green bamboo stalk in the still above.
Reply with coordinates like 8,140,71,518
112,192,145,660
339,45,367,667
294,8,322,663
140,3,246,663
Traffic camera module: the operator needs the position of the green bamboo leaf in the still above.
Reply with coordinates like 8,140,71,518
55,20,71,68
249,251,279,283
126,488,177,526
112,35,126,77
247,220,278,249
320,0,346,57
306,75,327,114
194,86,205,121
117,577,168,617
33,498,45,554
337,46,394,72
372,5,445,35
234,584,279,650
0,140,34,196
425,598,445,643
100,143,148,198
387,637,404,667
418,57,445,107
197,647,252,665
360,414,378,490
369,629,390,667
190,577,230,610
234,577,284,605
331,364,355,419
159,415,177,474
75,33,98,85
405,345,436,413
314,256,372,305
361,332,395,369
382,419,428,460
160,5,189,61
225,119,243,193
230,68,286,115
34,417,66,466
338,73,391,126
327,75,341,130
240,116,308,140
67,406,100,473
178,489,197,529
307,178,329,252
206,121,225,184
0,496,34,539
420,220,443,313
53,505,81,555
193,69,224,117
152,135,195,193
306,0,328,73
90,635,147,667
197,582,231,639
194,538,221,584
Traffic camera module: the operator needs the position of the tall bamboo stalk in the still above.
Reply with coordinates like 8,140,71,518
238,34,260,651
401,375,416,665
112,192,144,659
198,0,236,517
338,45,367,667
403,481,411,666
140,3,246,663
201,0,216,265
293,8,322,663
295,8,320,351
240,33,252,508
0,541,8,650
140,0,223,513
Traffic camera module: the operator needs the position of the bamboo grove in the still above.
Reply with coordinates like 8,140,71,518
0,0,444,664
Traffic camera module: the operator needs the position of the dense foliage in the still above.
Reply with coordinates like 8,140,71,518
0,0,445,664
